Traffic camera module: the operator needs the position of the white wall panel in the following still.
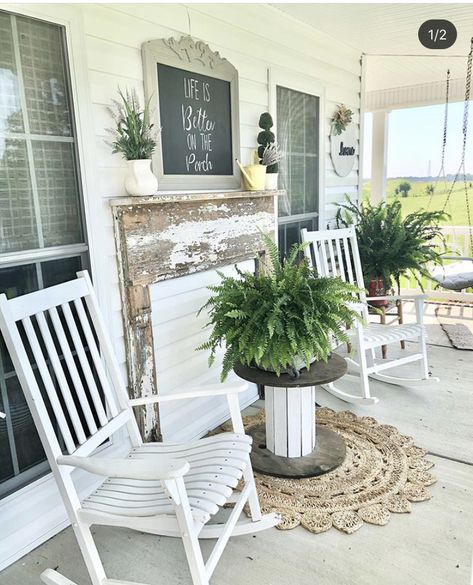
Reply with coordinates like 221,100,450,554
151,261,257,442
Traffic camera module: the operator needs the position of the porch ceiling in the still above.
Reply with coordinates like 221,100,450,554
273,3,473,93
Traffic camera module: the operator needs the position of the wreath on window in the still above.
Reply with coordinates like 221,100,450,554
331,104,353,135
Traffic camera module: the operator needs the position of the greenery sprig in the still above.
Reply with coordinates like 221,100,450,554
197,233,362,381
106,88,159,160
336,196,449,291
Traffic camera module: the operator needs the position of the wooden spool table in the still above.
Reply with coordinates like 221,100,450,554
234,354,347,478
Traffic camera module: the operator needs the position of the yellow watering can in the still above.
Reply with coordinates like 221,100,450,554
236,152,266,191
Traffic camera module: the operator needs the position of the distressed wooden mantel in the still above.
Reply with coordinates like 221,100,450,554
111,190,282,440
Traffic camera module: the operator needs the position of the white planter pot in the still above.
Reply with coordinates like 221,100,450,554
124,159,158,196
265,172,279,190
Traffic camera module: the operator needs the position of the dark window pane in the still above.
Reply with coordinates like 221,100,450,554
41,255,82,287
7,376,44,472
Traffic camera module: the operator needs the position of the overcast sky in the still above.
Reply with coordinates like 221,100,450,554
363,101,473,179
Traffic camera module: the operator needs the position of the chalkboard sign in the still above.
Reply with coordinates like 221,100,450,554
142,36,240,190
157,64,233,176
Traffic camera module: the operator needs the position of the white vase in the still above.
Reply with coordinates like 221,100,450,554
265,172,279,190
124,159,158,196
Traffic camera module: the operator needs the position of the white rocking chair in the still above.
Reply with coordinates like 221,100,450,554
301,226,439,405
0,271,278,585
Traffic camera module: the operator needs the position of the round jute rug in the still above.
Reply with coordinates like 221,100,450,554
231,407,437,534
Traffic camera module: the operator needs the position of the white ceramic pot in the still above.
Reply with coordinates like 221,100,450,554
265,172,279,190
124,159,158,196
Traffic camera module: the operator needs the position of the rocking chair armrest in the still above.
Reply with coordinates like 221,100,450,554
128,381,248,407
57,455,190,480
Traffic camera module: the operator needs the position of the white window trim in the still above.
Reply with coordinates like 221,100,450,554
268,66,326,228
0,4,126,570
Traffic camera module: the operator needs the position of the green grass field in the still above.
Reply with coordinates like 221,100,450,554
362,179,473,226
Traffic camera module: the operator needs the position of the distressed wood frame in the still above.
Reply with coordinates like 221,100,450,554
111,190,281,440
142,36,241,191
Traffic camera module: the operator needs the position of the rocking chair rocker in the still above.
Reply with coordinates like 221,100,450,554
0,271,278,585
301,226,439,405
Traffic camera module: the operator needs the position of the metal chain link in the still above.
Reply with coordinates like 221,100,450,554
440,38,473,256
429,70,450,210
463,39,473,255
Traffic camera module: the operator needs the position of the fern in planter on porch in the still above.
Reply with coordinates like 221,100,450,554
197,234,361,381
336,196,448,293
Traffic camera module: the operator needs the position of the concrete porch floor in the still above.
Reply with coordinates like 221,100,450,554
2,304,473,585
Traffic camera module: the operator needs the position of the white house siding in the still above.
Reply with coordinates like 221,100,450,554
151,260,257,443
0,2,362,569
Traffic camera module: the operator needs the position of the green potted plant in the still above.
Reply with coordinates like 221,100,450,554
197,233,361,381
336,196,448,304
107,88,160,196
257,112,280,190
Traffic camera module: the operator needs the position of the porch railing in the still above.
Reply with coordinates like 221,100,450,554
400,226,473,303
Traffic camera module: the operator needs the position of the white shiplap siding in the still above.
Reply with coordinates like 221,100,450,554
151,261,257,442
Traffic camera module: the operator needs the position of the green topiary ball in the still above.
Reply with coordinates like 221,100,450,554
259,112,274,130
257,130,275,145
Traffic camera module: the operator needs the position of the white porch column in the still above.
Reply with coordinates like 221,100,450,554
371,110,390,202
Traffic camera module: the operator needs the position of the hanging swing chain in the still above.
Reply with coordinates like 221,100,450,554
440,69,450,174
429,70,450,210
462,38,473,255
440,38,473,256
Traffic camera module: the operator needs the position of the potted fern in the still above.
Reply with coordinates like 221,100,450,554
336,196,448,304
197,234,361,381
107,88,160,196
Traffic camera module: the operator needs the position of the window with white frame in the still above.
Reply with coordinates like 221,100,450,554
0,10,89,498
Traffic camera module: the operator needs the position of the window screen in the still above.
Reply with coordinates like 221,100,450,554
276,85,319,257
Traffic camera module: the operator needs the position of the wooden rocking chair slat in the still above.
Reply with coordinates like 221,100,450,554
134,432,250,451
0,272,278,585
